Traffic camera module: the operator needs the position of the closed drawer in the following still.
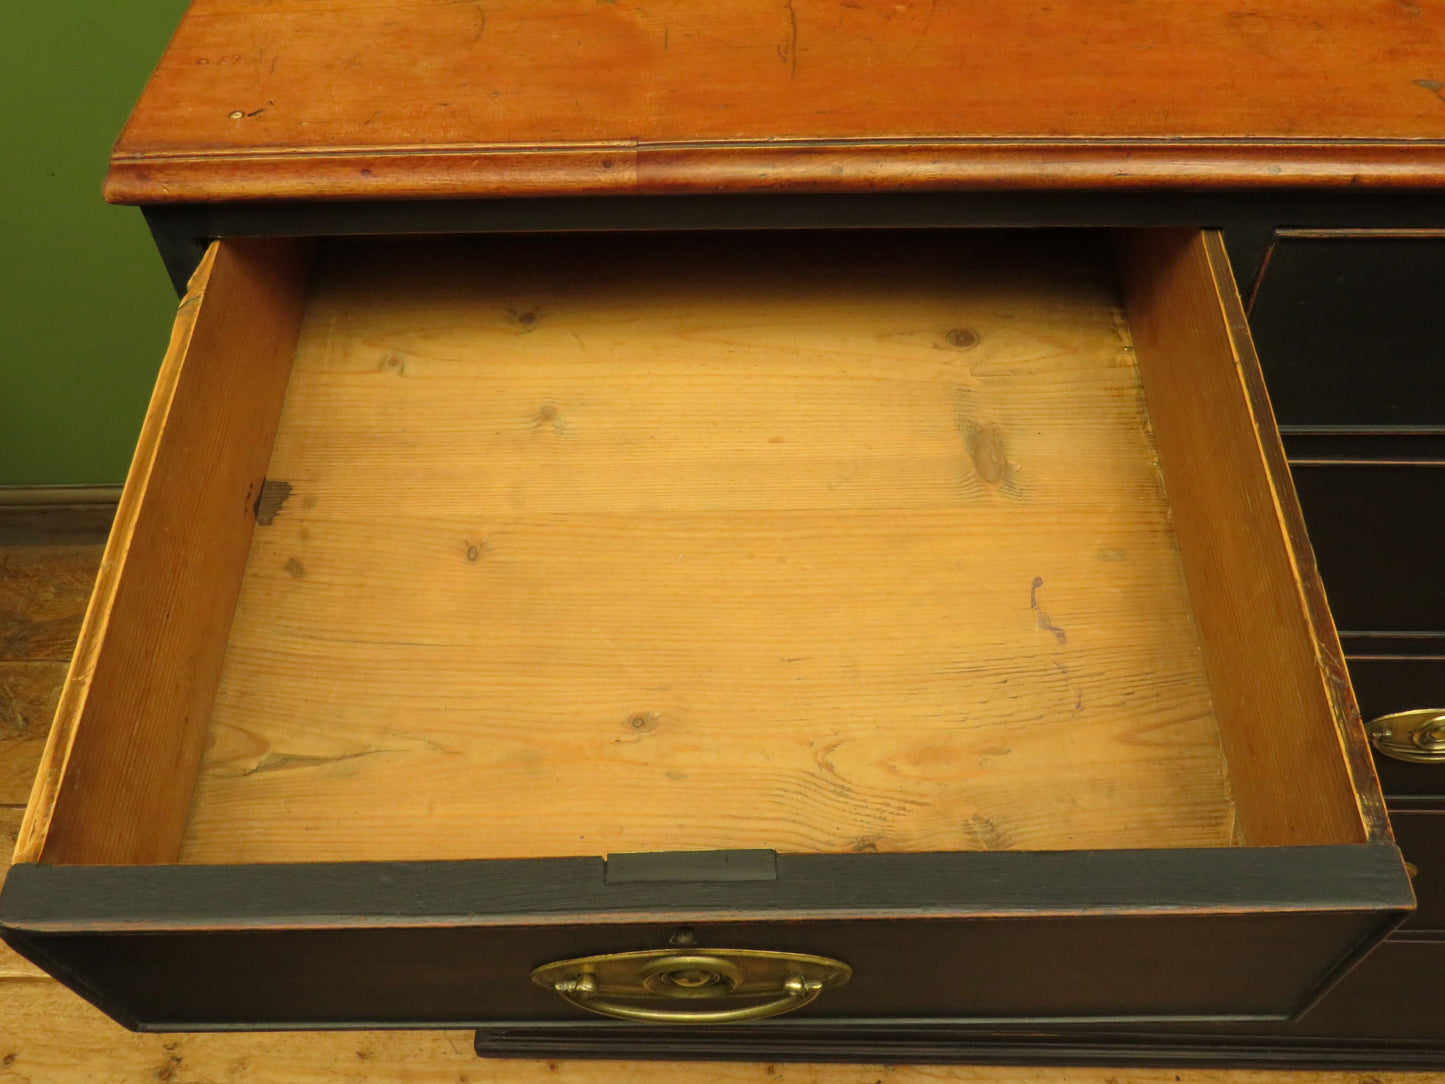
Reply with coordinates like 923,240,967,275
1248,232,1445,429
1346,656,1445,800
1291,463,1445,635
1269,936,1445,1044
0,229,1410,1032
1392,812,1445,932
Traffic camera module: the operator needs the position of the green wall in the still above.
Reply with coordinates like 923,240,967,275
1,2,190,486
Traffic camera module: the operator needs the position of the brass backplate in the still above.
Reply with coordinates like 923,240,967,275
1368,709,1445,764
530,948,850,1003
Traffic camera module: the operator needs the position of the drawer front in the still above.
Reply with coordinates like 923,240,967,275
1275,936,1445,1043
1392,812,1445,932
1346,656,1445,800
0,850,1407,1030
1248,233,1445,429
3,915,1387,1030
1290,463,1445,634
473,939,1445,1061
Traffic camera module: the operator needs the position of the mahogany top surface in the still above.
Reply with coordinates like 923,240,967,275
109,0,1445,203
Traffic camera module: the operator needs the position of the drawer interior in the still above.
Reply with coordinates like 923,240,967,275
195,230,1230,862
15,229,1381,867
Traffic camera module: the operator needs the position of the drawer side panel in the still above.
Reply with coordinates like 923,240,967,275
13,239,314,867
1117,229,1381,846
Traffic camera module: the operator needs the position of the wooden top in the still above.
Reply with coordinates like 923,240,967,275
107,0,1445,204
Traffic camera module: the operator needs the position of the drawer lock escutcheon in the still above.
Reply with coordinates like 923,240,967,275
530,949,851,1023
1367,709,1445,764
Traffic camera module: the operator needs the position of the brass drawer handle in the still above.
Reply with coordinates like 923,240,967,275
530,949,851,1024
1367,709,1445,764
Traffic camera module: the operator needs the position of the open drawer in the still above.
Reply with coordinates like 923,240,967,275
0,228,1412,1033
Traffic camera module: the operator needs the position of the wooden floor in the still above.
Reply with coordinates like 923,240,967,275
0,533,1430,1082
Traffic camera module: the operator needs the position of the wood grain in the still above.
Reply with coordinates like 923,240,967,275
0,547,101,808
15,240,315,867
105,0,1445,203
0,663,68,807
1118,231,1375,848
0,976,1432,1084
0,534,102,977
183,231,1235,863
1199,235,1393,847
0,547,103,661
0,810,44,977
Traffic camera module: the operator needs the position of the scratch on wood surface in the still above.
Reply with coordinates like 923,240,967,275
1029,575,1068,646
240,749,392,776
781,0,799,78
907,0,940,58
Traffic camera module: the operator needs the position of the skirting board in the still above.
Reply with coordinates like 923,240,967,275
0,486,121,545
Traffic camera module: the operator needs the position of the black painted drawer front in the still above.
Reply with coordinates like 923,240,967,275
0,850,1410,1030
473,939,1445,1064
1275,937,1445,1044
1346,656,1445,800
1392,812,1445,932
1249,234,1445,429
1290,463,1445,634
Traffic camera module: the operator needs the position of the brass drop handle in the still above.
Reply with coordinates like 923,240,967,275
531,949,851,1024
1367,709,1445,764
551,969,824,1024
